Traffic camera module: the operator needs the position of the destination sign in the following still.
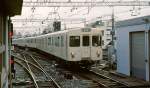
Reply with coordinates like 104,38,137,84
82,28,91,32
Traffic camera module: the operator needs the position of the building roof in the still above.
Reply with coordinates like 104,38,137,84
0,0,23,16
116,15,150,28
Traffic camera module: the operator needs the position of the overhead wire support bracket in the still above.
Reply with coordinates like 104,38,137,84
23,1,150,7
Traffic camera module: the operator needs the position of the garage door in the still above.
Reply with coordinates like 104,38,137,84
130,31,146,80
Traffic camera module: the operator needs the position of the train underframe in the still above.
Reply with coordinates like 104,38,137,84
14,45,99,68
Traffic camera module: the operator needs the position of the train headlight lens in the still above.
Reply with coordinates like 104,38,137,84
71,52,75,58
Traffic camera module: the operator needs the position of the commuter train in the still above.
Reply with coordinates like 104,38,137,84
13,27,103,67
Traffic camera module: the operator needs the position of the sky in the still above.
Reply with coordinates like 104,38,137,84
12,0,150,35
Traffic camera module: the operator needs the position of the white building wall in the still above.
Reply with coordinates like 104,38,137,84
116,23,148,75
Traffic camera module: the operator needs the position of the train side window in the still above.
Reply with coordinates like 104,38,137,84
58,36,60,47
52,37,53,46
82,36,90,46
48,37,50,45
92,36,101,46
61,36,64,47
70,36,80,47
55,37,57,46
49,37,51,45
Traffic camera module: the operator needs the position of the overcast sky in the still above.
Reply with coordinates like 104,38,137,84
12,0,150,35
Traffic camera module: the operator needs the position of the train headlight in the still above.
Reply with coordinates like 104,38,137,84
97,51,100,57
71,52,75,58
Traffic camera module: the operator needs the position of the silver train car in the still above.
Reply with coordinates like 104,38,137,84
13,27,103,67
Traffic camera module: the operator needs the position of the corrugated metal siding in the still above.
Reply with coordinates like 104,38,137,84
130,32,146,80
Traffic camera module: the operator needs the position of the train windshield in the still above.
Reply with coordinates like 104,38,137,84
82,36,90,46
92,36,101,46
70,36,80,47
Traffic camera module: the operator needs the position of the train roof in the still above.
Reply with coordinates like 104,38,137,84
13,27,99,40
116,15,150,28
13,36,36,40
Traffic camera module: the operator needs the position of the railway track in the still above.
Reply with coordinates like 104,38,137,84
12,50,101,88
29,52,101,88
12,52,61,88
63,66,128,88
90,67,150,88
12,49,150,88
78,68,128,88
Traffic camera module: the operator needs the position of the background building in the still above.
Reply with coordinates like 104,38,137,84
116,15,150,81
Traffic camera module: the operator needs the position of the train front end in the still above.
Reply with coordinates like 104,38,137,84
68,28,103,66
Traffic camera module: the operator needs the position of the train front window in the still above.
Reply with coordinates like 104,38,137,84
83,36,89,46
70,36,80,47
92,36,101,46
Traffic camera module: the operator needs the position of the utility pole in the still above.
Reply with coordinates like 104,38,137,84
112,7,114,46
110,7,116,70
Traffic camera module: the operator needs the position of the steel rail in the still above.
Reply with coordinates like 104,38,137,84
12,54,61,88
12,54,50,78
26,53,62,88
14,60,39,88
89,69,129,88
21,55,40,88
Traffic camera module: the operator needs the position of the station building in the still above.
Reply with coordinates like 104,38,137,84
116,15,150,81
0,0,23,87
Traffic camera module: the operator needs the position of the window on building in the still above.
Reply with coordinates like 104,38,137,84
107,39,111,41
106,29,111,31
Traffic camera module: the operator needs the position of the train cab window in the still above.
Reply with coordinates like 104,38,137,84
82,36,90,46
70,36,80,47
92,36,101,46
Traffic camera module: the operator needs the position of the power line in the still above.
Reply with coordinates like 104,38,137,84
12,18,86,22
23,1,150,7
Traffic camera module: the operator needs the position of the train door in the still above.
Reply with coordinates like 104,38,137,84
130,31,146,80
91,35,102,60
81,35,91,59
